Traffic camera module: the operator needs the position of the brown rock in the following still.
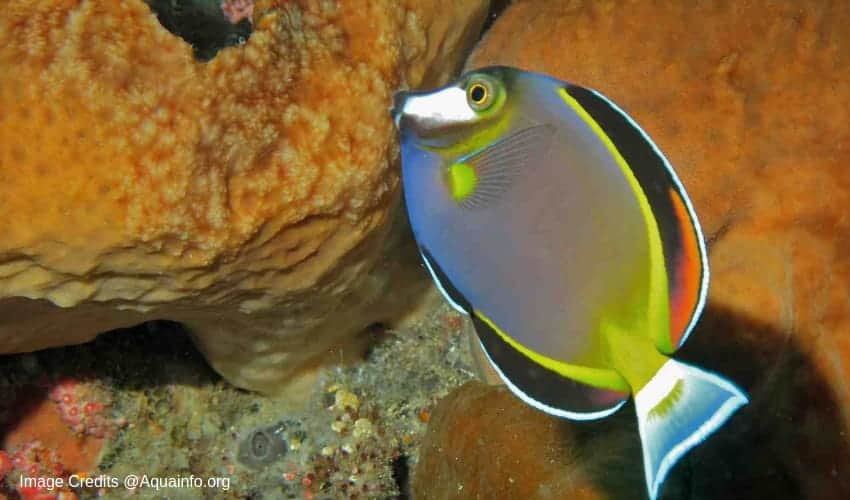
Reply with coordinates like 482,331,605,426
0,0,489,393
413,381,653,500
415,1,850,498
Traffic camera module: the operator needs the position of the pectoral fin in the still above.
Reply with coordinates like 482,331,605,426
452,124,555,209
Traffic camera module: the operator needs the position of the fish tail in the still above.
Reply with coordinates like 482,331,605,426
634,358,748,500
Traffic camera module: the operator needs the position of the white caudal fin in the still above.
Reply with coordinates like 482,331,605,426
634,359,748,500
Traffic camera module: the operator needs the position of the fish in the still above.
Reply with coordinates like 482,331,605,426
392,66,748,500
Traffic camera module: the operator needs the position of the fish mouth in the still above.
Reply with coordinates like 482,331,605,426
390,85,478,144
390,87,472,148
390,89,449,138
390,91,410,128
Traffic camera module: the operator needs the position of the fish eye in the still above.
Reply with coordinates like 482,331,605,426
469,84,487,103
466,78,495,111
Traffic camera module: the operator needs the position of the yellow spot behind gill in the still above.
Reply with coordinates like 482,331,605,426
447,162,477,202
474,310,630,392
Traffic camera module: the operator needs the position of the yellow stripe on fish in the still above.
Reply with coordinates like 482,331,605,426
474,309,630,392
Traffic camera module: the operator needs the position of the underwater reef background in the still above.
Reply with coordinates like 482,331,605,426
0,0,487,394
1,0,849,499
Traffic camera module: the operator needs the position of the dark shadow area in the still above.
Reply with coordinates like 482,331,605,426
480,0,513,37
143,0,253,61
392,452,412,500
559,303,850,499
22,320,217,390
360,322,393,361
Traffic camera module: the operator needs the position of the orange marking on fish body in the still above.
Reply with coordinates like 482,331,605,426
668,187,701,348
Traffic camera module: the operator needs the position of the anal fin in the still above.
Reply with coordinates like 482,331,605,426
419,246,471,315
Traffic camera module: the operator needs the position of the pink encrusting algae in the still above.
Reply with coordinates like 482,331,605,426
221,0,254,24
1,377,115,498
47,378,113,439
6,440,77,499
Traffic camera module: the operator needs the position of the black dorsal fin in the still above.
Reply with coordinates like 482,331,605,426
562,85,709,353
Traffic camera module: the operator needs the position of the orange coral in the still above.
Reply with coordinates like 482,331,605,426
0,0,489,392
3,397,105,480
414,382,618,500
2,0,399,267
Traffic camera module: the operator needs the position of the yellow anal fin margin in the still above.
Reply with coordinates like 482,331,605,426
474,310,629,392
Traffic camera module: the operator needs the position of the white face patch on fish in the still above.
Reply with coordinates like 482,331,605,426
401,86,476,128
